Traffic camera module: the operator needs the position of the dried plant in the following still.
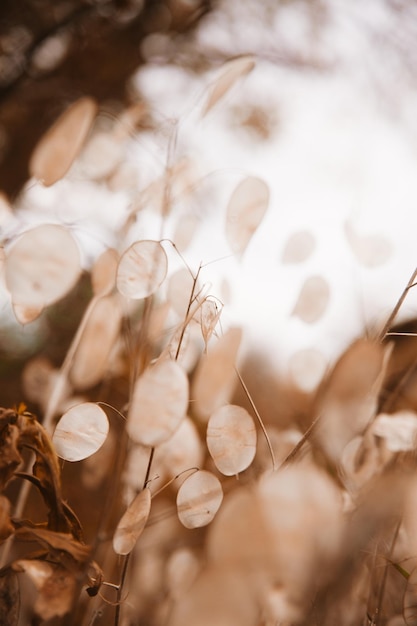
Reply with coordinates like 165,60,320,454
1,56,417,626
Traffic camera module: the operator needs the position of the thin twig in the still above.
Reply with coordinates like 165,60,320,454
280,415,320,468
371,520,401,626
114,554,130,626
143,447,155,489
235,367,276,471
174,265,201,361
378,267,417,342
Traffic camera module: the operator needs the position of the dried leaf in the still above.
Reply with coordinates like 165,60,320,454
0,571,19,626
192,327,242,421
206,405,257,476
91,248,119,296
69,295,122,390
202,56,256,116
52,402,109,462
291,275,330,324
14,527,91,563
29,96,97,186
113,487,151,555
176,470,223,529
5,225,81,314
0,495,14,541
116,240,168,299
281,230,316,264
12,410,77,534
0,416,23,489
127,359,189,447
225,177,269,257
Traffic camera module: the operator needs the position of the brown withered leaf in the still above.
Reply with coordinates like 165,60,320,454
0,571,19,626
0,418,22,490
16,473,83,541
17,413,75,535
0,496,14,542
0,407,82,538
2,408,62,501
14,527,91,566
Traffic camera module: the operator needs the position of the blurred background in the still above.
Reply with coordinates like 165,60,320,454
1,0,417,402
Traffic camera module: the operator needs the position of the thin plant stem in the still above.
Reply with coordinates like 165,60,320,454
370,520,401,626
143,447,155,489
378,267,417,342
114,554,130,626
235,367,276,471
151,467,199,499
174,264,201,361
280,415,320,468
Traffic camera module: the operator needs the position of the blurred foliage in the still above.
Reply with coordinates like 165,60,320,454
0,0,211,197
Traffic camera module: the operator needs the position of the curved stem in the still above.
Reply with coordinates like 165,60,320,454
235,367,276,471
378,267,417,342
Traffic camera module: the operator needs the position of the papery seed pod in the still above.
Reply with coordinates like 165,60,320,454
291,275,330,324
52,403,109,462
176,470,223,529
5,224,81,319
127,359,189,447
29,97,97,186
113,488,151,556
207,405,257,476
202,56,255,116
314,338,391,463
225,176,269,258
69,295,122,391
281,230,316,264
116,240,167,299
192,327,242,421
